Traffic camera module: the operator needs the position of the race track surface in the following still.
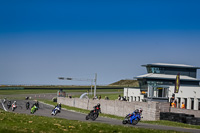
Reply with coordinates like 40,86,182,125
1,99,200,133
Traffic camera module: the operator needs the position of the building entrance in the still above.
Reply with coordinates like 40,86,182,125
148,85,169,102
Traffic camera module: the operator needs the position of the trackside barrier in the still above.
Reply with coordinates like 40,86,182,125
160,112,200,125
57,97,170,121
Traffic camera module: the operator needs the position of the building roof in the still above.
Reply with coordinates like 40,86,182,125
142,63,200,69
136,73,200,81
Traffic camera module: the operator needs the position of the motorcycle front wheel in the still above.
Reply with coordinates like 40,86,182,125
122,120,127,124
85,115,89,120
132,119,139,125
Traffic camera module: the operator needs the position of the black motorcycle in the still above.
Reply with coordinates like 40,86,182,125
26,102,30,110
86,106,101,121
7,101,11,109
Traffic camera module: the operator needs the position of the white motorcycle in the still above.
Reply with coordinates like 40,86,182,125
51,107,60,116
12,104,17,111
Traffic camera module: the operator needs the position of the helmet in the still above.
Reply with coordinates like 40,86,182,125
139,108,143,113
59,103,61,105
14,101,16,103
97,103,100,107
135,109,139,113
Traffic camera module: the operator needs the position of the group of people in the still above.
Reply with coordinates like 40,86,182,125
118,95,129,101
170,95,185,109
92,95,109,100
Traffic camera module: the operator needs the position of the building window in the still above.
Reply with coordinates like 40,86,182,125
184,98,187,109
191,98,194,110
198,99,200,110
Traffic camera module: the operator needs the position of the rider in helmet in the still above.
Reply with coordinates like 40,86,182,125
7,100,11,108
56,103,61,109
53,103,61,113
139,108,143,114
94,103,101,113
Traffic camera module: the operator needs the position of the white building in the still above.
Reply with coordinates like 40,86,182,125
124,63,200,110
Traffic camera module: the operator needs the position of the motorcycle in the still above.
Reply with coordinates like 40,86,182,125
31,105,38,114
122,113,142,125
26,102,30,110
12,104,17,111
51,107,60,116
86,107,101,121
7,101,11,109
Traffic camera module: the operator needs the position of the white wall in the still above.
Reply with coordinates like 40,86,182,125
124,88,144,102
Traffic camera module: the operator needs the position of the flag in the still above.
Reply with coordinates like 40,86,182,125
174,73,180,93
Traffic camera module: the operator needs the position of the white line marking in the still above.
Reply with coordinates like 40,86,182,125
0,99,7,111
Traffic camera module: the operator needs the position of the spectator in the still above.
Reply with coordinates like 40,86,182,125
181,102,185,109
118,95,121,100
105,96,109,100
127,97,129,102
99,95,101,100
174,99,177,108
170,94,175,106
121,97,124,101
171,100,176,108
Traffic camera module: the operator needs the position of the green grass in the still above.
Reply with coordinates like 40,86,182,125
40,100,200,130
0,109,179,133
0,89,123,95
72,93,123,100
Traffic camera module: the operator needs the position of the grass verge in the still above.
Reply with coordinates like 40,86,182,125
0,109,179,133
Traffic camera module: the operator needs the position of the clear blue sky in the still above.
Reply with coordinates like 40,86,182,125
0,0,200,85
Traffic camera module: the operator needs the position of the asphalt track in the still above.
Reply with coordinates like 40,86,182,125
1,100,200,133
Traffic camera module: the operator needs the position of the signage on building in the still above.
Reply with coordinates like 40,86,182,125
174,73,180,93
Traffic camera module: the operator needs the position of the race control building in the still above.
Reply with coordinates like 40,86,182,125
124,63,200,110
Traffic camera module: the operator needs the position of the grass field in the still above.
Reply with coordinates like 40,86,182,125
0,89,123,95
0,109,181,133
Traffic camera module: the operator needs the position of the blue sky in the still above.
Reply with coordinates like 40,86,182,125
0,0,200,85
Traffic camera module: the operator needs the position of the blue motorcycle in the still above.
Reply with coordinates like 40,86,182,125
122,112,142,125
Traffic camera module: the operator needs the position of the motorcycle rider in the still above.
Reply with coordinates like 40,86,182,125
35,100,39,108
52,103,61,115
54,103,61,112
12,101,17,111
7,100,11,109
26,101,30,109
94,103,101,114
138,108,143,115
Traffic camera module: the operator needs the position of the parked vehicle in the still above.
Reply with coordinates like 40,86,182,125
86,104,101,121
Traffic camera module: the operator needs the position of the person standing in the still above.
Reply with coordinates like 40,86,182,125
181,102,185,109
